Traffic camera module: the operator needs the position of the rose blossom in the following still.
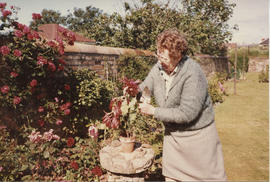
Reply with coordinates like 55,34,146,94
13,96,21,105
2,10,12,17
14,30,24,38
30,79,37,87
37,56,47,66
88,125,98,139
32,13,42,20
0,3,7,8
67,137,75,147
48,62,56,72
70,161,79,170
56,119,63,125
64,84,70,91
0,46,10,56
27,33,34,41
64,109,70,115
28,130,42,143
13,49,22,57
10,72,18,78
91,166,103,177
38,106,44,112
1,85,9,94
38,119,44,127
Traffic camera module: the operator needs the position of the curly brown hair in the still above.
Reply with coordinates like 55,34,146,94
157,28,188,61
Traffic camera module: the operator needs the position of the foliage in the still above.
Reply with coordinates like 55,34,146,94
117,55,157,81
258,65,269,83
29,0,236,56
208,72,228,104
29,9,66,28
0,128,103,181
228,47,249,77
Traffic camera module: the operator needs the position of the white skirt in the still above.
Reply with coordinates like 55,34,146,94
162,122,227,181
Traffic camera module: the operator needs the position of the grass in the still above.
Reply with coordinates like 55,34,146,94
215,72,269,181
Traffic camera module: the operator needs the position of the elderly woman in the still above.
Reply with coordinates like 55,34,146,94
139,29,227,181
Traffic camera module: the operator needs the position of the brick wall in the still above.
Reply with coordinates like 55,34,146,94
63,43,229,79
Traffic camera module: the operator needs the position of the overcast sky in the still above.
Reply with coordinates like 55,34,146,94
5,0,269,45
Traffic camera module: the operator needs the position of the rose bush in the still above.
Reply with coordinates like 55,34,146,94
0,3,114,180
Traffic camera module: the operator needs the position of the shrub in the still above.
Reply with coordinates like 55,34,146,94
258,65,269,83
208,72,228,104
0,127,103,181
117,55,156,81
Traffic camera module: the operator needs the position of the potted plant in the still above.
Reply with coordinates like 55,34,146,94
102,77,141,153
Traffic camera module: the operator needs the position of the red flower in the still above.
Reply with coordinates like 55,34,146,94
121,77,140,97
13,49,22,57
0,46,10,56
10,72,18,78
14,30,24,38
30,79,37,87
58,65,64,71
2,10,11,17
56,119,63,125
38,119,44,127
48,62,56,72
64,109,70,115
32,31,40,39
91,166,103,177
1,85,9,94
37,56,47,66
58,59,66,65
64,84,70,91
60,102,71,111
32,13,42,20
70,161,79,170
13,96,21,105
38,106,44,113
67,137,75,147
23,26,30,34
16,23,25,31
27,33,34,41
0,3,7,9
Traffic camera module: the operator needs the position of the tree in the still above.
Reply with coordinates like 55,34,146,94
29,9,66,28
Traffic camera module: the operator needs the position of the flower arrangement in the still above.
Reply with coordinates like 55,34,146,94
102,77,141,138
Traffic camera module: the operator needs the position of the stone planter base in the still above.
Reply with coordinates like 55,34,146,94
107,171,145,182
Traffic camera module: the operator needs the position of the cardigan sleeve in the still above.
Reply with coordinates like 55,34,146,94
154,64,208,124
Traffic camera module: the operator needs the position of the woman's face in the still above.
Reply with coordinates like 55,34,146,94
157,49,179,74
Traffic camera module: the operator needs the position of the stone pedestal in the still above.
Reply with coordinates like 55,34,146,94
99,140,155,182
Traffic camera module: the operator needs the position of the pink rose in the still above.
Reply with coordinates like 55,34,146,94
0,46,10,56
10,72,18,78
88,125,98,139
13,96,21,105
30,79,37,87
32,13,42,20
13,49,22,57
48,62,56,72
2,10,12,17
38,106,44,113
56,119,63,125
0,3,7,9
14,30,24,38
1,85,9,94
64,109,70,115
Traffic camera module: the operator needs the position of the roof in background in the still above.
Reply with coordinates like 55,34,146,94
38,24,96,44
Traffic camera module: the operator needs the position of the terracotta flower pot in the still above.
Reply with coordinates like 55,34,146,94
119,136,135,153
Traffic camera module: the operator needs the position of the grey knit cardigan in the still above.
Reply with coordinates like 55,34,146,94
139,56,215,131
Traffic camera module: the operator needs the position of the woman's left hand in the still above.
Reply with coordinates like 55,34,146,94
138,102,155,116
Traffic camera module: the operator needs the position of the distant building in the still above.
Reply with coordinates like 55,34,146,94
259,38,269,48
38,24,96,45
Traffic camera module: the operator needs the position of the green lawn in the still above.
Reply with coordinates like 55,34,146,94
215,72,269,181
